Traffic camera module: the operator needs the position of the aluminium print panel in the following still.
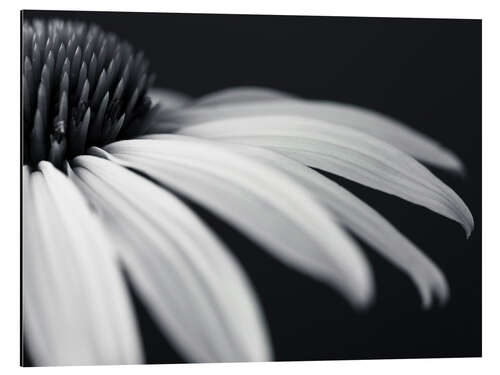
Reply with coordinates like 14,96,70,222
21,10,481,366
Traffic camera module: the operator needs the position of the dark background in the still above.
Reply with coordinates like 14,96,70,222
23,10,482,364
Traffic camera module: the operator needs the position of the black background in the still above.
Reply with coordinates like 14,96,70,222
23,10,482,364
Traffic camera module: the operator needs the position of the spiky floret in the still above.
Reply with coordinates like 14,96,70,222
23,19,157,170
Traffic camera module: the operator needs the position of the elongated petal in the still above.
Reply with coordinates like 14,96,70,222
160,94,464,172
99,136,374,308
212,145,450,307
194,86,293,106
23,163,143,366
22,167,52,364
148,87,192,111
175,116,473,236
72,156,271,363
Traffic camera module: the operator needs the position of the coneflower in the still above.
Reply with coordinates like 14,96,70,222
22,18,474,366
23,19,156,170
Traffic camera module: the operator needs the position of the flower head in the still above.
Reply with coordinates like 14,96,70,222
23,19,156,169
22,18,474,366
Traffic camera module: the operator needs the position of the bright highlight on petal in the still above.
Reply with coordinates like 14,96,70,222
23,163,143,366
213,144,450,308
194,86,292,106
175,115,473,237
100,136,375,309
72,155,272,362
155,88,464,172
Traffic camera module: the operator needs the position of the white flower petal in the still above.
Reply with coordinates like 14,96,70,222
100,136,375,309
71,156,271,363
213,145,450,308
174,116,473,237
194,86,292,106
22,167,52,364
161,93,464,172
23,162,143,366
148,87,192,111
